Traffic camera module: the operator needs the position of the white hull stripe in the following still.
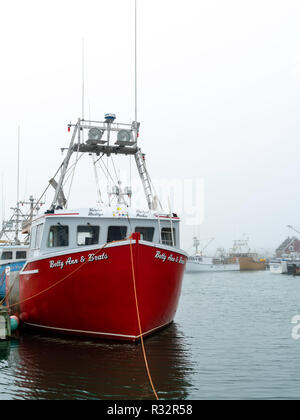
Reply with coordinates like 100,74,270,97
20,269,39,276
23,320,172,339
24,240,136,266
139,240,188,257
21,241,187,272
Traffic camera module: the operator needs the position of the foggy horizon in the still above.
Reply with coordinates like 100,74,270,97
1,0,300,257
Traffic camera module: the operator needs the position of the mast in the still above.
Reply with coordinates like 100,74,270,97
15,126,21,244
82,37,85,122
193,237,200,255
133,0,155,210
48,0,157,212
0,195,42,245
135,0,138,128
50,123,78,210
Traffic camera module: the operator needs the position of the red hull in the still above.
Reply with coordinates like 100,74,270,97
18,238,187,341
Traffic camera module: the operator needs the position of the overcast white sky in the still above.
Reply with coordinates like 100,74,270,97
1,0,300,255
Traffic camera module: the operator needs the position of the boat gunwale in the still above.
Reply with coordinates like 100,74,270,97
20,239,188,273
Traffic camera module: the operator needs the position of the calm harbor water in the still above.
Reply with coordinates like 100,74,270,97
1,270,300,400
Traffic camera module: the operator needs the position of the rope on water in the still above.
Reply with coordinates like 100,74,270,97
129,236,159,400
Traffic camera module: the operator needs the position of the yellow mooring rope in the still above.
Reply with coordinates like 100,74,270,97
129,236,159,400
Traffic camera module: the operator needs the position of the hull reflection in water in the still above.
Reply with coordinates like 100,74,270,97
8,324,192,400
0,340,11,365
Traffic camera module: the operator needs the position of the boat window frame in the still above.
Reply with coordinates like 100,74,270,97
47,224,69,248
1,251,13,261
16,251,27,260
30,225,37,250
135,226,155,242
77,225,100,247
107,226,128,243
161,227,176,247
35,224,44,250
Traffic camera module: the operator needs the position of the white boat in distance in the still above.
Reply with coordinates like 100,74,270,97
185,238,240,273
269,259,289,274
186,237,240,273
186,255,240,273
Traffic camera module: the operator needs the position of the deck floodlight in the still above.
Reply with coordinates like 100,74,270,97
86,128,105,145
115,130,134,146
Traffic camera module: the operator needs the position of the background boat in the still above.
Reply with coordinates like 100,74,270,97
186,237,240,273
229,238,266,271
269,259,289,274
0,196,41,299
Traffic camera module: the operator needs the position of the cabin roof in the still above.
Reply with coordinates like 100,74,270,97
0,245,29,250
32,207,180,224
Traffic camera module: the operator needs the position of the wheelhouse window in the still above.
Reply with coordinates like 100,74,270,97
135,227,155,242
1,252,13,260
77,226,100,246
30,224,44,250
16,251,27,260
30,226,37,249
161,228,176,246
107,226,127,243
48,225,69,248
35,224,44,249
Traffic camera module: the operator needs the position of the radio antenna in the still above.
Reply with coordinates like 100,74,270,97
135,0,138,125
82,37,85,121
15,126,21,244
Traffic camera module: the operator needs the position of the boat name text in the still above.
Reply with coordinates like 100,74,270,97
49,252,109,269
155,250,185,265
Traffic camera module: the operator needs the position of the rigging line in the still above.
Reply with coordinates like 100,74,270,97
149,177,163,211
91,154,103,205
99,157,118,186
23,162,64,224
96,159,111,186
110,155,120,184
64,152,84,177
94,153,105,165
66,145,81,206
62,153,85,188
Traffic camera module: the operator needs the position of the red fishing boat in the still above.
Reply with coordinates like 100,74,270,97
6,1,187,341
7,113,187,341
